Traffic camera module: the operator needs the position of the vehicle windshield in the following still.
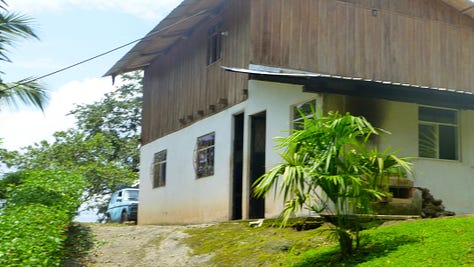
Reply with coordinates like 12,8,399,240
124,190,139,201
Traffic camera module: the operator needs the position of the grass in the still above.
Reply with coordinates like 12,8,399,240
183,216,474,266
185,221,328,266
184,219,332,266
66,216,474,266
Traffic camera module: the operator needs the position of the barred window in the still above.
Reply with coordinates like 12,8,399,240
418,106,458,160
153,150,167,188
196,133,215,178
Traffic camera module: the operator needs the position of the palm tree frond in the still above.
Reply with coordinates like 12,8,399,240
0,79,48,111
0,10,39,62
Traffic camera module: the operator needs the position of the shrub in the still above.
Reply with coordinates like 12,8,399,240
0,170,85,266
254,111,411,258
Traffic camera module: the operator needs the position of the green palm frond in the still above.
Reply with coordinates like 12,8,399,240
0,1,7,11
0,11,39,62
253,110,412,256
0,79,48,110
0,3,46,110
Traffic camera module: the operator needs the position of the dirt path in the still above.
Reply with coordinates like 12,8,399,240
86,224,213,267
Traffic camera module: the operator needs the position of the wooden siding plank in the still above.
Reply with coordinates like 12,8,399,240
141,0,250,143
249,0,473,91
141,0,473,144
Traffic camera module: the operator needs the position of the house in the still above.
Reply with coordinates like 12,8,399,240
106,0,474,224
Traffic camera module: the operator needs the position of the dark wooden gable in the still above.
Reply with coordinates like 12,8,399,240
141,0,250,144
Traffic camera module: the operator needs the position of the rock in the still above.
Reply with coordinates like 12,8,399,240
416,187,456,218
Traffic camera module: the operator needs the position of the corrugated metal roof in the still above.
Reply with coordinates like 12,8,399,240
222,66,473,96
105,0,474,78
222,66,474,109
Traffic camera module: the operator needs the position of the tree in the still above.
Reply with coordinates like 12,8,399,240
0,1,47,110
8,130,137,201
69,71,142,171
2,72,143,215
254,111,411,258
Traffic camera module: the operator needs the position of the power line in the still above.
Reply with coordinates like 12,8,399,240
1,8,209,91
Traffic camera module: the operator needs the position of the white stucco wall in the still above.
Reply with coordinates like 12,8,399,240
378,102,474,214
138,80,320,224
139,80,474,224
243,81,321,219
139,102,246,224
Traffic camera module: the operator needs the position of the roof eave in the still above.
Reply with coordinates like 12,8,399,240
104,0,224,78
441,0,474,20
223,66,474,110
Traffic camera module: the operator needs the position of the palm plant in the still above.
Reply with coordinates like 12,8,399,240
254,111,411,257
0,1,47,110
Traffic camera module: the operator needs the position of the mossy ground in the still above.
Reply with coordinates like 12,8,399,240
184,216,474,266
184,219,333,266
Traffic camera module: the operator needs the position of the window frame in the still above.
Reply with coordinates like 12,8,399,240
152,150,167,188
207,24,223,65
291,98,318,130
195,132,215,178
418,106,459,161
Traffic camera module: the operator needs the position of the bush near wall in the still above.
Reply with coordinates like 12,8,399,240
0,170,85,266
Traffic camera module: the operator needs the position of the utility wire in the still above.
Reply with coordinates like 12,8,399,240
2,8,209,91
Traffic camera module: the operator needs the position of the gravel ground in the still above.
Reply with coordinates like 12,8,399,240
86,224,213,267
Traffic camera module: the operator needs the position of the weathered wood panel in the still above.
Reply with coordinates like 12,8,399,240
143,0,473,144
250,0,474,92
142,0,250,144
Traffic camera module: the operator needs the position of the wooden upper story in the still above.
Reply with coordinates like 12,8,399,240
107,0,474,144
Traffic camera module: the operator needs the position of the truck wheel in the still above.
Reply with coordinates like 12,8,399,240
120,211,128,223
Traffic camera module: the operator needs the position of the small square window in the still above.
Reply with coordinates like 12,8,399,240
153,150,167,188
418,106,458,160
196,132,215,178
292,99,317,130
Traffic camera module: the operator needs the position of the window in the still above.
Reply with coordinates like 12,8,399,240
207,24,222,65
292,99,317,130
124,190,139,201
418,106,458,160
153,150,167,188
196,132,215,178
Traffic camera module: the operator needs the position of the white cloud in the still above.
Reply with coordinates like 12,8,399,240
0,77,116,151
9,0,182,21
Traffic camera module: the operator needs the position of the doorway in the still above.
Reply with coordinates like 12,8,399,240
249,111,266,219
231,113,244,220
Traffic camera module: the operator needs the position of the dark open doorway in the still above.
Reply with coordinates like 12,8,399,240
231,113,244,220
249,111,266,219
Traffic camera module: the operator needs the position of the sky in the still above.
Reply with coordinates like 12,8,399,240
0,0,182,151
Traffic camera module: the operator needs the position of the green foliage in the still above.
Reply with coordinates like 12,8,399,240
0,80,48,111
253,111,411,257
182,217,474,266
69,71,143,172
294,217,474,266
0,205,70,266
9,130,137,201
0,169,85,266
1,72,142,215
0,172,24,199
0,2,48,110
